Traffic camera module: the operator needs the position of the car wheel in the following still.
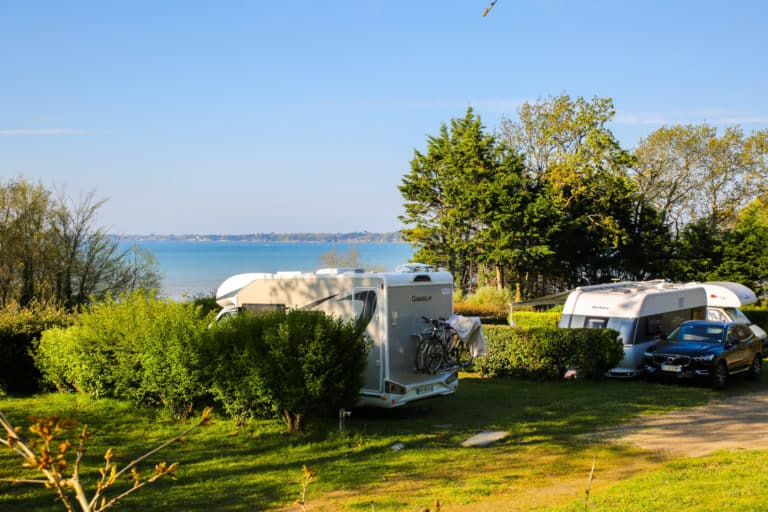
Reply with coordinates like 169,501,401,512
712,361,728,390
749,355,763,380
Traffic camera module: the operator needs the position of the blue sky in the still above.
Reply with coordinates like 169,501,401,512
2,1,767,234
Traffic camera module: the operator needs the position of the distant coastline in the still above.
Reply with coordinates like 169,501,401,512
113,232,405,243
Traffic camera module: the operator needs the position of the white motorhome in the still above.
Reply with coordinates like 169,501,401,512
559,281,708,376
215,266,458,408
686,281,767,342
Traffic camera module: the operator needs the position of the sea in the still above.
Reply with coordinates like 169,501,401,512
119,240,415,300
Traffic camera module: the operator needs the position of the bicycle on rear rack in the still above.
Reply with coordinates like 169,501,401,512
414,316,473,374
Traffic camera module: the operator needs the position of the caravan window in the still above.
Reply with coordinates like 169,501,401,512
585,317,608,328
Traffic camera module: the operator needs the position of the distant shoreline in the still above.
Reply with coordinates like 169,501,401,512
112,232,405,244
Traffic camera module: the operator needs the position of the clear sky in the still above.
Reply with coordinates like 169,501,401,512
2,1,767,235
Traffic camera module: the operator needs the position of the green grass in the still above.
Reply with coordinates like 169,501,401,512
1,373,765,511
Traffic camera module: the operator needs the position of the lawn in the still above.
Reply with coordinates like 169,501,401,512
1,373,766,511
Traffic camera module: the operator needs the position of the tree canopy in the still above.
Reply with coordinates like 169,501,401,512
400,95,768,298
0,177,160,309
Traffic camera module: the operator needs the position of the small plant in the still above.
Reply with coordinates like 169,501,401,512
0,407,213,512
295,465,317,511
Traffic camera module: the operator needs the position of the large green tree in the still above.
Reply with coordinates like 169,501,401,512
399,107,543,292
714,198,768,296
500,95,653,286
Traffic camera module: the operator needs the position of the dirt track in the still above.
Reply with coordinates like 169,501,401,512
599,389,768,457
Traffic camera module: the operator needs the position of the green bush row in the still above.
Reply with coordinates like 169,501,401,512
479,325,624,380
32,291,370,430
35,291,211,416
201,311,370,431
0,302,72,394
742,306,768,332
510,311,561,329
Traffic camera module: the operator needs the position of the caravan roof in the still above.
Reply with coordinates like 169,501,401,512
562,281,708,318
684,281,758,308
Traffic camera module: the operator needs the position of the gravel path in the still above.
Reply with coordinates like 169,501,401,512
598,389,768,457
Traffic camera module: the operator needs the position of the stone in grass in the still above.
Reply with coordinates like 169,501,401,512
461,430,510,447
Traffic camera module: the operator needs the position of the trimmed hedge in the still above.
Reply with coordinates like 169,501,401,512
742,307,768,332
479,325,624,380
35,290,211,416
510,311,561,329
453,302,508,324
0,303,72,394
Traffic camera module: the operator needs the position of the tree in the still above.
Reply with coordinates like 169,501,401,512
633,125,768,235
0,178,161,309
399,107,540,292
500,95,644,286
714,199,768,296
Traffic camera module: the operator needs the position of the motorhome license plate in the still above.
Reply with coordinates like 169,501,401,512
661,364,682,372
416,384,433,395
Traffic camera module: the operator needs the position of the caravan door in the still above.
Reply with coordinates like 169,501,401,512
352,287,384,393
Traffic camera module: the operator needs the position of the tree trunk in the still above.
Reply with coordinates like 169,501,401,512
283,410,304,433
495,265,504,290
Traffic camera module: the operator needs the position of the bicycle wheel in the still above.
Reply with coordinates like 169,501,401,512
451,337,473,368
422,339,446,374
414,338,430,372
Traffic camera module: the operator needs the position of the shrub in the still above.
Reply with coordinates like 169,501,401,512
0,302,71,394
453,302,508,324
34,290,211,416
510,311,561,328
742,306,768,332
479,325,623,380
202,310,370,432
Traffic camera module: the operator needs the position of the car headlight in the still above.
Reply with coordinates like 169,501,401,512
643,352,654,358
692,354,715,362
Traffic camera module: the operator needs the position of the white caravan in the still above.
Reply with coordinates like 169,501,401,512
559,281,708,376
215,266,458,408
686,281,767,342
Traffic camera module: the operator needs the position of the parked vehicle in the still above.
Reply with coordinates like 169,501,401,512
684,281,768,346
214,265,460,408
559,281,708,376
642,320,763,389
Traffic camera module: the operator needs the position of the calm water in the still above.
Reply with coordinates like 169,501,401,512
120,240,415,299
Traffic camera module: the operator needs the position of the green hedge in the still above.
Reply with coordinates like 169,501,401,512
0,303,72,394
742,306,768,332
453,302,508,324
510,311,561,329
201,310,370,431
479,325,624,380
35,290,211,416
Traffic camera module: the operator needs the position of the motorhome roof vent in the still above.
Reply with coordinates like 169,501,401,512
396,263,437,273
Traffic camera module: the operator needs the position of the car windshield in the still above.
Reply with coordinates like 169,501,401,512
669,324,725,343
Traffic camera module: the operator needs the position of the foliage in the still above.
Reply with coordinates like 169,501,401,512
0,408,212,512
319,246,363,268
742,306,768,332
714,199,768,297
510,311,561,329
479,325,623,379
201,310,371,432
453,302,507,324
0,302,71,394
633,124,768,235
34,290,210,416
0,178,160,310
399,107,549,293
